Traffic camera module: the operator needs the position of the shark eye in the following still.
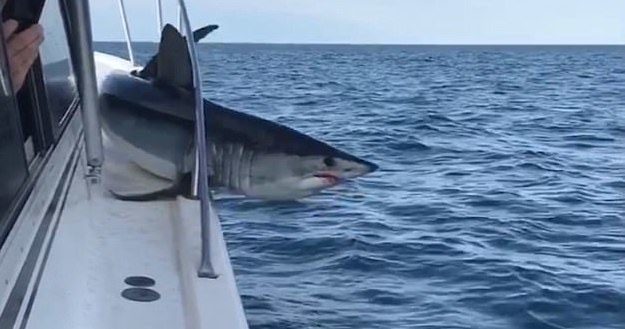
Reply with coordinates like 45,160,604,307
323,157,336,167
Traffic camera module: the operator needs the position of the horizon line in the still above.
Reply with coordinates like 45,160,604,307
93,40,625,47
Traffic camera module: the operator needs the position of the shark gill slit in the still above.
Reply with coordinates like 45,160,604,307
232,144,243,191
227,143,237,190
234,145,245,192
240,148,253,193
217,143,226,186
220,143,229,188
211,143,220,185
247,149,256,192
228,143,237,191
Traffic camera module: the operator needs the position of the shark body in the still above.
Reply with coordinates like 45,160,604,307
99,24,377,201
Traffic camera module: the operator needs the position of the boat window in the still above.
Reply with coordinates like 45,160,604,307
0,14,29,240
0,0,76,245
0,0,50,162
38,0,77,133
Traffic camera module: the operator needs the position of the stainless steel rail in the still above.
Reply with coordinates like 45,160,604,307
65,0,104,172
116,0,217,279
177,6,183,30
117,0,135,65
175,0,218,279
156,0,164,33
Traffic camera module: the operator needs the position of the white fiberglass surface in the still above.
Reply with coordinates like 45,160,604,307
24,151,247,329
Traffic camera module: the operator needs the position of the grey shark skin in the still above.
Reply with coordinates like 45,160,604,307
99,25,377,201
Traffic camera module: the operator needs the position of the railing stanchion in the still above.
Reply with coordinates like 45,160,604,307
156,0,163,33
176,0,218,279
65,0,103,174
177,5,183,30
116,0,135,65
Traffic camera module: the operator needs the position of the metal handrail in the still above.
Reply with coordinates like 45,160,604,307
116,0,135,65
177,6,183,30
175,0,218,279
66,0,104,172
115,0,217,279
156,0,163,33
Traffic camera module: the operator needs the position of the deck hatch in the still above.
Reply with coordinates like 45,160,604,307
124,276,155,287
121,288,161,303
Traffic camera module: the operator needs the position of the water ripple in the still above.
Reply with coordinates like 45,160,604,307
98,43,625,329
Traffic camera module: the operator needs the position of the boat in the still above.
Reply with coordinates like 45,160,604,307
0,0,248,328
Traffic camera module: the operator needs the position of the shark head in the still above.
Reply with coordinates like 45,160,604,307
204,99,379,200
236,141,378,200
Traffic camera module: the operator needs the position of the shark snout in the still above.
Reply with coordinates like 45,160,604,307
351,155,378,175
329,156,378,180
362,159,379,174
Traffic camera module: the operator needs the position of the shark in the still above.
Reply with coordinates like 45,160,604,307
98,24,377,201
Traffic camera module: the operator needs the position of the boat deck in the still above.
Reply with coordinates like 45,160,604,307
21,143,247,329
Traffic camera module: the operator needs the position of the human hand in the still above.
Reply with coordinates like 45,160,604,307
3,19,44,91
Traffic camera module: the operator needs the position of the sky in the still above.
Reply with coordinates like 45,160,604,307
90,0,625,44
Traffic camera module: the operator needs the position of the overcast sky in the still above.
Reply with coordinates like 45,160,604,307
90,0,625,44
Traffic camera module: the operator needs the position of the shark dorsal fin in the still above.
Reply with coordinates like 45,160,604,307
135,24,218,87
156,24,192,90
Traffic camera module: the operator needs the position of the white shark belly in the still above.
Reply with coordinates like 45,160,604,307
103,128,178,181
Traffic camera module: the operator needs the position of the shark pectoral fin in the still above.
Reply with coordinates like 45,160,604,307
109,185,180,201
109,173,192,202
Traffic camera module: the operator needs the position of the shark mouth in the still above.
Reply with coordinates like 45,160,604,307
314,173,341,185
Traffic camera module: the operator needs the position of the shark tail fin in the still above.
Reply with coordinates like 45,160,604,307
193,24,219,42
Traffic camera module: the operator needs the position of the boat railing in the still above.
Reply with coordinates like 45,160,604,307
156,0,164,35
86,0,218,278
116,0,135,66
175,0,218,279
66,0,104,179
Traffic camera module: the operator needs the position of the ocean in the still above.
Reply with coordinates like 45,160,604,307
96,42,625,329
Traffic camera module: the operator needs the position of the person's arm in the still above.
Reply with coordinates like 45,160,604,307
2,19,44,91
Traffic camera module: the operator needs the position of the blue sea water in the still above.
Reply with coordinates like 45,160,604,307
97,43,625,329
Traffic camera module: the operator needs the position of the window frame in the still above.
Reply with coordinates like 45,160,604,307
0,14,37,246
0,0,80,246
